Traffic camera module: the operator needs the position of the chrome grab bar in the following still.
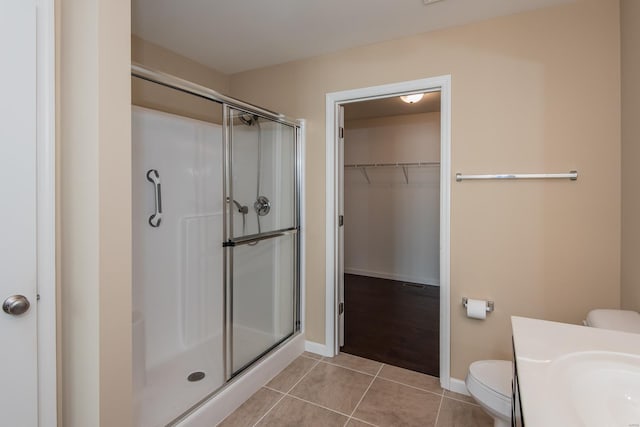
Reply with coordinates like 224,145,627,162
146,169,163,227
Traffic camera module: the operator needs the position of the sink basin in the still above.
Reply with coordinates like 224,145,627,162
549,351,640,427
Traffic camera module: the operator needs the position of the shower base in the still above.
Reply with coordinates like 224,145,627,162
135,326,291,427
177,332,305,426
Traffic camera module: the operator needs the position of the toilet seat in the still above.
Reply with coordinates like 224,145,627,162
466,360,512,421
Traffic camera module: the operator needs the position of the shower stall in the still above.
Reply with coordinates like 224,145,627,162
131,65,302,426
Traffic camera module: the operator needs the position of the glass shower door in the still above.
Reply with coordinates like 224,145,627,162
225,107,299,376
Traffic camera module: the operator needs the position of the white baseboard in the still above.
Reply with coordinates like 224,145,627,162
448,377,470,396
304,340,333,357
344,268,440,286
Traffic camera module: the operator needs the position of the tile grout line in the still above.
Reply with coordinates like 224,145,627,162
251,358,321,427
322,357,444,397
250,389,288,427
286,393,354,418
283,358,322,395
300,353,322,361
442,394,480,407
433,393,445,427
262,385,283,393
343,363,384,427
374,375,444,397
248,355,451,427
281,358,361,421
319,359,380,377
326,356,443,394
349,416,378,427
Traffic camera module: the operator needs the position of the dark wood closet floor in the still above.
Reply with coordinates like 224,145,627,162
341,274,439,377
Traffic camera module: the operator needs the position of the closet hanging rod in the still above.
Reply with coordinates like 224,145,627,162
456,171,578,182
344,161,440,168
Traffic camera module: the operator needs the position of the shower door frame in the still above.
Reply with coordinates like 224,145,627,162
324,75,452,390
222,104,302,380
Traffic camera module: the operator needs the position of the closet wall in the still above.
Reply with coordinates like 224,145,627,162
344,112,440,285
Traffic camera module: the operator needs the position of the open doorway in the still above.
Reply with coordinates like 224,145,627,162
326,75,451,388
340,93,441,376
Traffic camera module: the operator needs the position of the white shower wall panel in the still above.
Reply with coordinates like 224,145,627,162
132,107,224,370
181,214,222,347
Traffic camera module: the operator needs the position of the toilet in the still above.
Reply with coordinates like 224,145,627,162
465,360,512,427
584,308,640,333
465,309,640,427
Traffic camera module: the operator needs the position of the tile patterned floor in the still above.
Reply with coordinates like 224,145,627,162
218,352,492,427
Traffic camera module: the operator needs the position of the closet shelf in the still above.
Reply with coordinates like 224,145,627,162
345,161,440,184
344,161,440,168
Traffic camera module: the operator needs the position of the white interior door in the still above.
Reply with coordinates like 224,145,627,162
0,0,39,424
337,105,345,349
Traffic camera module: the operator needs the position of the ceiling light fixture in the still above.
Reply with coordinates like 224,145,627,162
400,93,424,104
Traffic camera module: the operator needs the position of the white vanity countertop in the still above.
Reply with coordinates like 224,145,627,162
511,316,640,427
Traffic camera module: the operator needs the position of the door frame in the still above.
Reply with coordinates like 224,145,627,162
324,75,452,389
36,0,57,424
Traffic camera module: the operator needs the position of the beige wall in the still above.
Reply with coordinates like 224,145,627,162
229,0,621,379
59,0,132,425
132,35,228,123
621,0,640,311
132,35,229,92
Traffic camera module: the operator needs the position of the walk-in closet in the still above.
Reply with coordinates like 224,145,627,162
341,92,441,376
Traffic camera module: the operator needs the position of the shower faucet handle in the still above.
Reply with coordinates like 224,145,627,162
254,196,271,216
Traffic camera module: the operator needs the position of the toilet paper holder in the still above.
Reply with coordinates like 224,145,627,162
462,297,494,312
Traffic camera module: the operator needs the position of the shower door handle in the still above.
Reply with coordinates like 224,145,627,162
147,169,163,227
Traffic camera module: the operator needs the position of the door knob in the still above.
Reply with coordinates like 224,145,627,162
2,295,30,316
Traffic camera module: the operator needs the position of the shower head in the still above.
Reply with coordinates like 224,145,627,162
239,113,259,126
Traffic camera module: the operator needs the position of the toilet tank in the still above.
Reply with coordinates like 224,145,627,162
585,309,640,334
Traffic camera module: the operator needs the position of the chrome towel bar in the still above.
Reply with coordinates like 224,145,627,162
456,170,578,182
